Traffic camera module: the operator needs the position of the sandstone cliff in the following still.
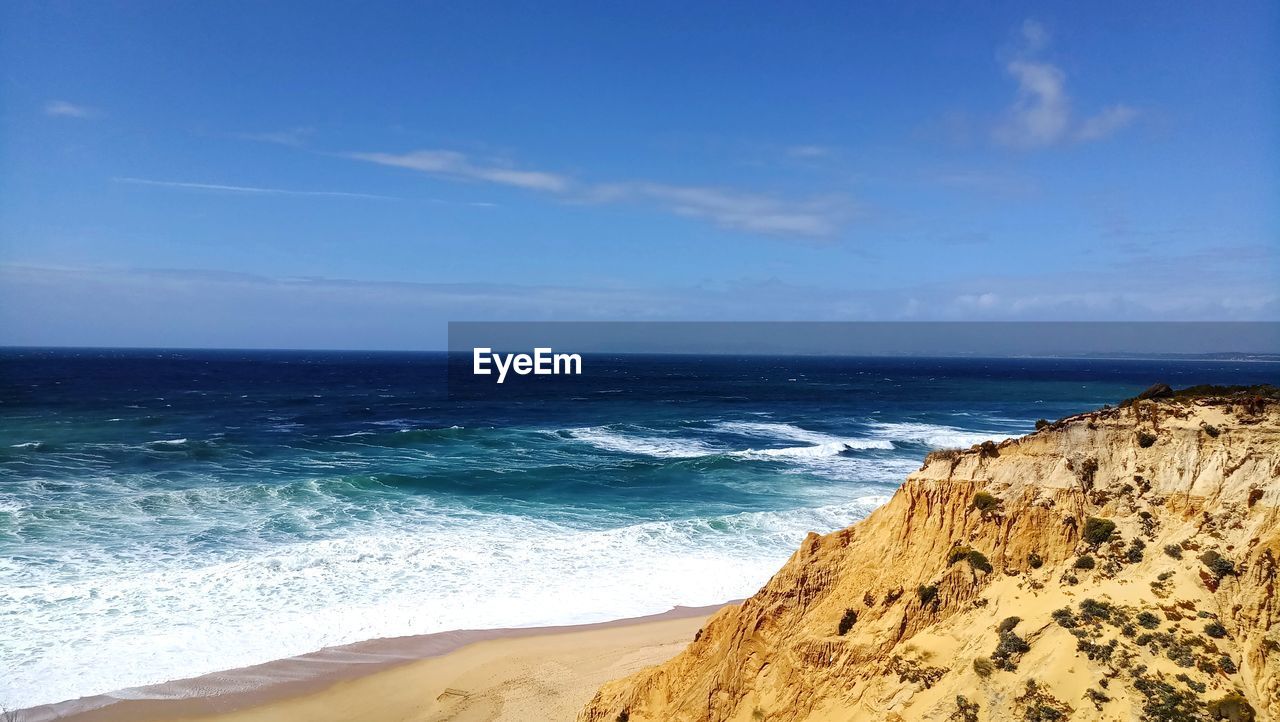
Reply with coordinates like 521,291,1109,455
582,387,1280,721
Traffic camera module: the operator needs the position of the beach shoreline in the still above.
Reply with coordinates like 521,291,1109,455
27,602,731,722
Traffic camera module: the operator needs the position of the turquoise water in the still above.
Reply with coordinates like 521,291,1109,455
0,350,1274,708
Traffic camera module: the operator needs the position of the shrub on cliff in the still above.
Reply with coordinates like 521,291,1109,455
917,584,938,606
971,491,999,513
1035,418,1049,430
948,547,993,574
1124,538,1146,563
953,695,980,722
837,608,858,635
992,627,1031,671
1082,517,1117,545
1199,550,1237,579
1136,430,1157,448
1074,554,1096,570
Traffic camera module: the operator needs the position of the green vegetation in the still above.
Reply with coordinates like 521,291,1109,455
1124,538,1145,563
837,608,858,635
1035,418,1049,430
1136,430,1157,448
971,491,999,513
1137,611,1161,629
1027,552,1044,569
1119,383,1279,406
992,620,1031,671
1079,598,1113,623
1200,550,1237,579
1204,621,1228,639
1202,423,1221,438
1015,679,1072,720
972,657,994,677
948,546,993,574
1163,543,1183,559
887,655,946,688
951,695,979,722
1082,517,1117,545
1050,607,1077,629
1085,688,1110,711
1074,554,1096,570
917,584,938,606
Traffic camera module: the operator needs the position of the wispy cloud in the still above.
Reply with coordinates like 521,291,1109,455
1074,105,1139,142
345,147,851,238
44,100,96,118
347,150,570,192
111,177,399,200
587,182,851,237
786,145,834,159
233,127,315,147
993,20,1137,149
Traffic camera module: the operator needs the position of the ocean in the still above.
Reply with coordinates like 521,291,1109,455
1,349,1274,709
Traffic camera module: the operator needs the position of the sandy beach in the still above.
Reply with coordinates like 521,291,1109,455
39,605,722,722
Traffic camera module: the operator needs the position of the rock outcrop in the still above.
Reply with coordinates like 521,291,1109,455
582,387,1280,721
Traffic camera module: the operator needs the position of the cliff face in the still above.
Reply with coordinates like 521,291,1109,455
582,391,1280,722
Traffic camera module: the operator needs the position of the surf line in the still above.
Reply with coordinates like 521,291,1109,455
472,347,583,384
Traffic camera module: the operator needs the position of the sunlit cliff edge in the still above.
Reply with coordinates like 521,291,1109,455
582,386,1280,721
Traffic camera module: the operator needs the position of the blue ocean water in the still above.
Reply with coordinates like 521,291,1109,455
0,349,1274,708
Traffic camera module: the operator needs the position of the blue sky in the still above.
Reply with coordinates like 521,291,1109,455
1,1,1277,348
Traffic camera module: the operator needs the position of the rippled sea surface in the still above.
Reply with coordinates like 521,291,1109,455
1,349,1274,708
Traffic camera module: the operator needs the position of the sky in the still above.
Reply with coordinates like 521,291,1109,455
1,1,1277,349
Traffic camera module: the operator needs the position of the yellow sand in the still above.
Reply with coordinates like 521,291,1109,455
103,613,705,722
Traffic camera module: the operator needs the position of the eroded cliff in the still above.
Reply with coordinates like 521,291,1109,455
582,388,1280,721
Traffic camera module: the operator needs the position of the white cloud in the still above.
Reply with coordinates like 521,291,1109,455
1074,105,1139,142
1018,19,1050,54
993,60,1070,148
786,145,833,159
347,150,570,192
111,177,399,200
44,100,95,118
346,148,850,238
590,182,850,237
992,21,1137,149
234,127,315,147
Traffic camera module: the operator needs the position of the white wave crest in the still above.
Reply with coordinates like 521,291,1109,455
567,427,719,458
715,421,894,450
869,422,1008,448
735,441,861,459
